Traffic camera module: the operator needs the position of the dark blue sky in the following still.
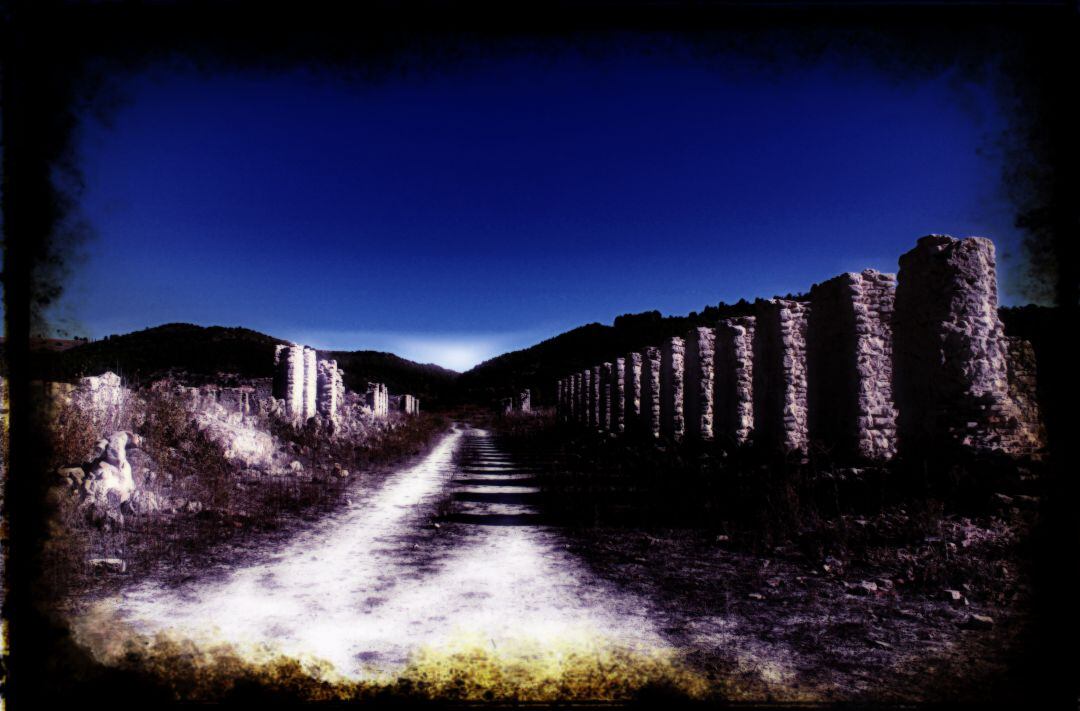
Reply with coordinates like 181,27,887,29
55,47,1020,370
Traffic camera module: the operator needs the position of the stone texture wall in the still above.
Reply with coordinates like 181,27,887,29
597,363,612,431
1004,337,1044,454
660,336,686,440
302,347,318,420
625,352,642,431
400,393,420,415
573,372,583,423
807,270,898,461
753,299,810,453
894,235,1037,454
316,359,345,421
714,317,756,446
611,357,627,434
640,347,661,438
684,327,716,440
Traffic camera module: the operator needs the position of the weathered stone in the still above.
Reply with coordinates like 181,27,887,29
660,336,685,440
714,317,756,446
640,347,661,438
598,363,613,431
684,327,715,440
82,431,141,506
808,270,898,461
894,235,1042,455
611,357,626,434
590,365,602,428
624,352,642,431
753,299,810,453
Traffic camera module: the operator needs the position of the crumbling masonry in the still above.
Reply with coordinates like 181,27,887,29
553,235,1044,462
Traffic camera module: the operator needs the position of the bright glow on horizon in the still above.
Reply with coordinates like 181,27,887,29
287,328,557,371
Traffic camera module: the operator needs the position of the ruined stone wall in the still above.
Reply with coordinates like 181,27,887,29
365,383,389,417
624,352,642,432
753,299,809,453
807,270,897,461
551,234,1043,459
515,389,532,413
640,347,661,438
573,372,583,423
316,359,345,420
611,357,626,434
400,393,420,415
302,347,318,420
684,327,716,440
659,336,686,440
714,317,755,446
894,235,1037,454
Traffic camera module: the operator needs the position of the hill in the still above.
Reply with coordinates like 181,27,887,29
30,323,459,409
455,300,763,407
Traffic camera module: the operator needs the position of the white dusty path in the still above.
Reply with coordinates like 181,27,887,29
75,426,680,686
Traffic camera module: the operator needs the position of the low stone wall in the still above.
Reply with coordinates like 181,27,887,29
660,336,686,440
684,327,716,440
714,317,755,446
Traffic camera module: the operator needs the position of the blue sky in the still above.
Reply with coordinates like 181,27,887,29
52,44,1021,370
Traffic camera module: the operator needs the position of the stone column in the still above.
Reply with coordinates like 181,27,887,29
684,327,716,440
302,347,318,420
753,299,810,453
611,357,626,434
316,359,342,420
660,336,686,440
596,365,604,425
287,344,305,419
640,347,661,438
624,352,642,431
893,235,1038,454
714,317,755,446
598,363,612,431
807,270,898,461
582,369,594,428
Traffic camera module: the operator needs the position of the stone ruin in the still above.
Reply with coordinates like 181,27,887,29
274,344,345,421
554,235,1045,462
365,382,389,417
893,235,1042,455
502,389,533,414
714,316,755,446
400,394,421,415
808,270,898,461
684,326,716,440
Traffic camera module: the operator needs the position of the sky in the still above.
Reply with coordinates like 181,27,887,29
51,42,1021,371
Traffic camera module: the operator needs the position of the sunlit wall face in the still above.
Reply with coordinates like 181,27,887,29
50,37,1020,369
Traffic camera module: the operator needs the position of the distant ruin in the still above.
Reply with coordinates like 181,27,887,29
555,235,1045,461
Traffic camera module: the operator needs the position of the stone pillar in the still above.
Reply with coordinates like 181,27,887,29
714,317,755,446
640,347,661,438
596,365,604,425
684,327,716,440
1004,337,1044,454
894,235,1039,455
597,364,610,431
624,352,642,431
660,336,686,440
611,357,626,434
302,347,318,420
807,270,898,461
583,369,594,427
287,344,305,418
316,359,342,420
753,299,810,453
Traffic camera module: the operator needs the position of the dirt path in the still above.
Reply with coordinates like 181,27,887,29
71,426,684,691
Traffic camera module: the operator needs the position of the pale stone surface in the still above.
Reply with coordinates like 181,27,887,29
81,431,141,506
808,270,898,461
400,394,420,415
598,363,614,431
684,327,716,440
624,352,642,431
365,383,389,417
611,357,626,434
640,347,661,438
582,369,593,426
753,299,810,453
714,317,756,446
596,365,604,425
894,235,1042,454
660,336,686,440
